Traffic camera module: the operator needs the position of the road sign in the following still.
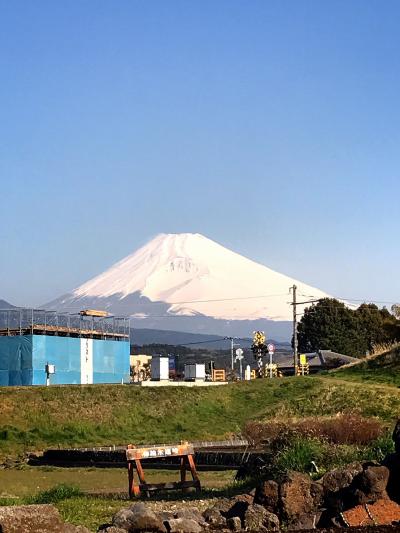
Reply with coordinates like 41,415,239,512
300,353,307,366
235,348,243,357
267,343,275,354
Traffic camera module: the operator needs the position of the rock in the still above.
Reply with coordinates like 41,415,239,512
262,510,280,530
244,504,279,531
310,481,324,508
158,511,175,523
64,526,91,533
254,480,279,513
322,462,363,513
0,504,64,533
226,516,241,531
174,507,206,525
113,504,166,532
112,508,136,530
352,464,390,504
224,499,250,525
202,507,226,527
322,462,363,494
207,498,232,516
279,471,315,520
287,512,321,530
165,518,203,533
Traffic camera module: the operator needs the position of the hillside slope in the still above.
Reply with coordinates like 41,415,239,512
332,345,400,386
1,377,399,460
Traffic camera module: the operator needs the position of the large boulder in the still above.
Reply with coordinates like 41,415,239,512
0,504,64,533
244,504,279,531
279,471,315,520
113,504,166,532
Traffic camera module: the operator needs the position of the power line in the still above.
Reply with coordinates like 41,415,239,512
129,293,290,306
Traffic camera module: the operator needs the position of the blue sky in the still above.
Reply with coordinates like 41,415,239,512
1,0,399,307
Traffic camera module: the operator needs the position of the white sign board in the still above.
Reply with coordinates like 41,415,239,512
267,343,275,353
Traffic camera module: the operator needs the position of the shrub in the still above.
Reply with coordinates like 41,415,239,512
365,433,395,462
26,484,83,504
274,437,324,473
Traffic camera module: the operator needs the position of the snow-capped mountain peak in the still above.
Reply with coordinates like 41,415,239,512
53,232,330,322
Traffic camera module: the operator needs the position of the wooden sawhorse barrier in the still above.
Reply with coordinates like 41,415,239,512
126,442,201,498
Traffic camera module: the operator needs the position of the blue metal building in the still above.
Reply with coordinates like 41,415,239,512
0,309,130,386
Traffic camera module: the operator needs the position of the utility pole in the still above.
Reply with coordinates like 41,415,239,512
291,285,298,374
224,337,239,370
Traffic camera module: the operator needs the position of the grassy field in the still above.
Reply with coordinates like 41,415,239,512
331,346,400,387
0,466,235,497
2,369,400,531
0,468,237,531
1,375,400,459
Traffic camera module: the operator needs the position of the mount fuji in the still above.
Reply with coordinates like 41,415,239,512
45,233,331,341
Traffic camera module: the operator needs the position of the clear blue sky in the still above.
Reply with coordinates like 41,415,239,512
1,0,399,307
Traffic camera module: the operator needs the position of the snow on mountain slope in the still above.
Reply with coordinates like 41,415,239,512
54,233,330,321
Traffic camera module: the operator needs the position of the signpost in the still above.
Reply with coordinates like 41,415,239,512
299,353,307,376
235,348,244,380
267,343,275,379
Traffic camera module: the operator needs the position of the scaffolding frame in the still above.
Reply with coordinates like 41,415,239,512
0,308,130,341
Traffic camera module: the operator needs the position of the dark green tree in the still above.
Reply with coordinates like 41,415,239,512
297,299,400,358
297,298,364,357
354,303,396,352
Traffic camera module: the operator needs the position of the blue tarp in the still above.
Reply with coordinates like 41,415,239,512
0,335,130,386
0,336,33,386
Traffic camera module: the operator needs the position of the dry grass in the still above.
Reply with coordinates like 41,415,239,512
243,413,385,448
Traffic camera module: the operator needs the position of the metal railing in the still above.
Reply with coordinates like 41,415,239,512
0,308,130,339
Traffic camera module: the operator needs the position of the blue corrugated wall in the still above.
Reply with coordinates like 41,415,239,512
0,335,130,386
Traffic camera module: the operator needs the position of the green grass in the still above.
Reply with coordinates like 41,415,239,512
1,377,400,459
0,473,246,532
331,346,400,386
1,372,400,531
270,433,395,477
0,466,235,498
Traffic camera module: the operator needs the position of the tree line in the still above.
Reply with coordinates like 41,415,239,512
297,298,400,357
